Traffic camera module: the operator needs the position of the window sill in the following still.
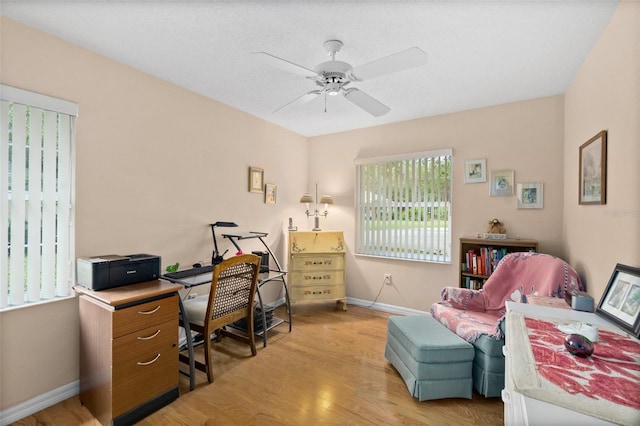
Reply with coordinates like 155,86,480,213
354,253,451,264
0,294,76,313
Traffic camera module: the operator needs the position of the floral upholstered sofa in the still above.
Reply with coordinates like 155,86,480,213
430,252,584,397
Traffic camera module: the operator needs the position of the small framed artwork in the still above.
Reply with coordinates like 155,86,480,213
464,159,487,183
248,166,264,193
579,130,607,205
596,263,640,338
490,169,514,196
265,183,277,204
516,183,543,209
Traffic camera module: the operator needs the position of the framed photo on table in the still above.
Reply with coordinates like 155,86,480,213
248,166,264,193
579,130,607,205
596,263,640,338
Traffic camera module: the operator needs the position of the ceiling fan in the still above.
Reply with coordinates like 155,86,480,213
253,40,428,117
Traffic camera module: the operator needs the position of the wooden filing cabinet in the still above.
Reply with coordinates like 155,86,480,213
75,280,182,426
289,231,347,310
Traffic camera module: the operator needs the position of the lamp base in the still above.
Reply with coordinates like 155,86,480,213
313,216,321,231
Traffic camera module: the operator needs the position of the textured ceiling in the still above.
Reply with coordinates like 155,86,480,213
1,1,619,137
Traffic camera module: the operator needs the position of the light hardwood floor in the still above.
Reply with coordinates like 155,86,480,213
13,304,503,425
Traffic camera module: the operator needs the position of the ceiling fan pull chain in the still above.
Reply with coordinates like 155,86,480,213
324,90,327,113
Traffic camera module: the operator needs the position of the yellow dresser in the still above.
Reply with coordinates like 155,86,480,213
289,231,347,310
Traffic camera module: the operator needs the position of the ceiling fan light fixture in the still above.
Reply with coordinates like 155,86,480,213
326,83,341,96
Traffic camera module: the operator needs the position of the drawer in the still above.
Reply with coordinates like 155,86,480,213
112,320,178,416
291,284,346,301
289,231,345,253
113,294,177,337
290,254,344,271
289,270,344,286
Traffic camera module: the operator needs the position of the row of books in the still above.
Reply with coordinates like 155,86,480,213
462,276,484,290
462,247,511,277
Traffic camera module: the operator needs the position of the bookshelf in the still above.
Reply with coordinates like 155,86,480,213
459,237,538,289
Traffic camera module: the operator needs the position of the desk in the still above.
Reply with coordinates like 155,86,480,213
221,231,292,339
503,301,640,426
162,240,291,391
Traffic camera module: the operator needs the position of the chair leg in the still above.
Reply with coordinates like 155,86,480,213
203,330,214,383
247,311,257,356
178,298,196,391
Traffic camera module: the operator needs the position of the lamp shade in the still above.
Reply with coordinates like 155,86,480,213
319,195,334,205
299,193,313,203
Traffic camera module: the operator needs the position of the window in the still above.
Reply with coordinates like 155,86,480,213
1,85,77,309
355,149,452,263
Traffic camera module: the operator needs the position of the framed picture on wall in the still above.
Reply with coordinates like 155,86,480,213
579,130,607,205
490,169,514,196
596,263,640,338
464,159,487,183
248,166,264,193
265,183,277,204
516,182,543,209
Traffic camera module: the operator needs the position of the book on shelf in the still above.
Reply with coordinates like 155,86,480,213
463,277,483,290
464,247,510,277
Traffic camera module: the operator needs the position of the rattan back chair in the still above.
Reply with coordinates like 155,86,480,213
180,254,261,383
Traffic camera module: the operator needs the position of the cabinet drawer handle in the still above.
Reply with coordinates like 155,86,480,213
137,305,161,315
137,329,161,340
137,353,161,366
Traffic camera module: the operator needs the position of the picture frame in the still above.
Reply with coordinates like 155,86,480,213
490,169,514,196
248,166,264,193
265,183,277,204
464,159,487,183
579,130,607,205
516,182,543,209
596,263,640,338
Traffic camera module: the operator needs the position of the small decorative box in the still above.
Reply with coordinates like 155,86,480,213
483,233,507,240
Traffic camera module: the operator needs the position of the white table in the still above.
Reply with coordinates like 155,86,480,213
502,301,634,426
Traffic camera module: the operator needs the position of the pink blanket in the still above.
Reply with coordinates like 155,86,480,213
431,252,584,342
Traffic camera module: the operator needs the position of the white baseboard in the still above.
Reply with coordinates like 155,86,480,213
0,380,79,426
347,297,430,316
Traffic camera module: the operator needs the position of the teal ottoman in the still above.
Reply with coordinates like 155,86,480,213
385,315,474,401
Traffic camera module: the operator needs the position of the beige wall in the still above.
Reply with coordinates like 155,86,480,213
0,17,308,411
308,95,566,310
1,0,638,415
563,1,640,299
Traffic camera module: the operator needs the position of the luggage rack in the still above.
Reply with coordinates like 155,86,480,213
221,231,292,346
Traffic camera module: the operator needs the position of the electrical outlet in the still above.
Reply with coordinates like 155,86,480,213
384,273,392,285
187,293,198,299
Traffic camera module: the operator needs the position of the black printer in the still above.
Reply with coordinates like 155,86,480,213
76,253,161,291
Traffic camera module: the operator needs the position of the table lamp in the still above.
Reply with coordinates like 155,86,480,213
300,182,333,231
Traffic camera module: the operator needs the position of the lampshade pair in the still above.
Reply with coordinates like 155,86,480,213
300,182,333,231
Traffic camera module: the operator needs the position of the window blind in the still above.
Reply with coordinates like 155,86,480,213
355,149,452,263
1,85,77,309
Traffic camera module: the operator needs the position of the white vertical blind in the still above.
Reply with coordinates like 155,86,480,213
9,105,26,306
1,85,77,309
0,102,10,308
26,107,43,302
355,149,452,263
55,114,72,297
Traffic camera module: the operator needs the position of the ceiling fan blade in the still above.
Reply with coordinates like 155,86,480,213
349,47,428,81
252,52,318,78
274,90,322,113
343,88,390,117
